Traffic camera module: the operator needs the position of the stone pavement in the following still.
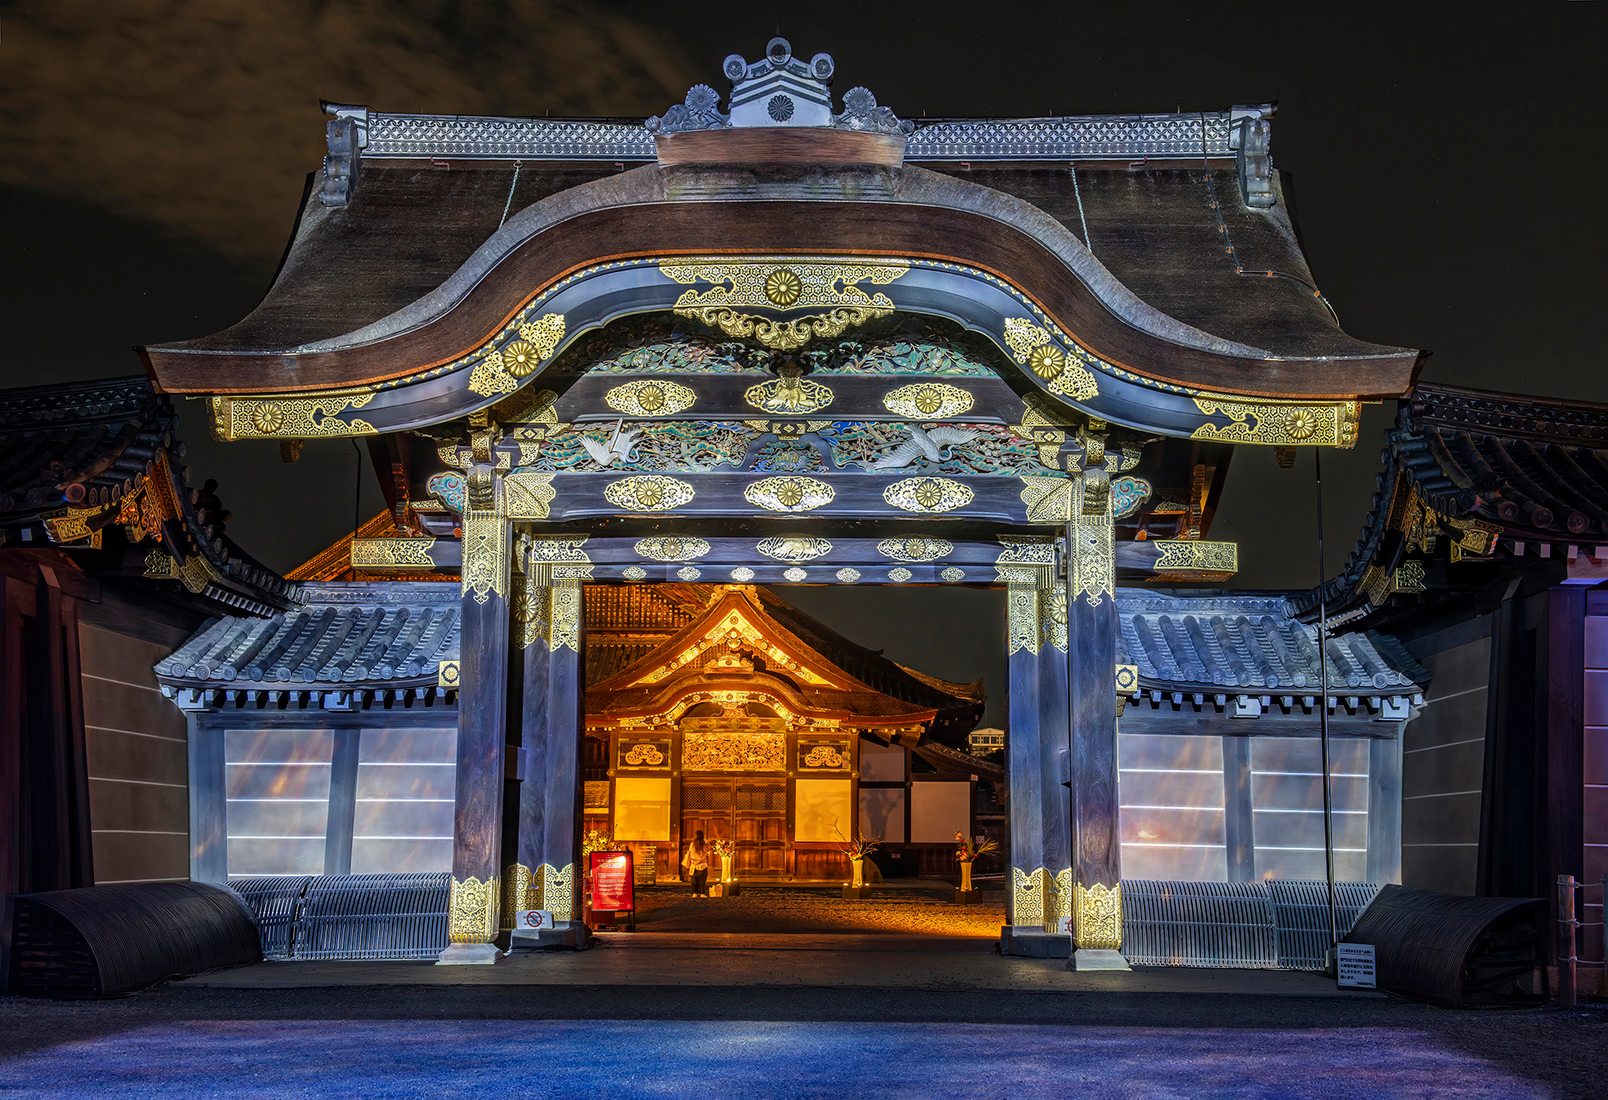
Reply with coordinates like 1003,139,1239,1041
183,931,1374,996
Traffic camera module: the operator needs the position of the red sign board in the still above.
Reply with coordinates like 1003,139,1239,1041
590,850,635,913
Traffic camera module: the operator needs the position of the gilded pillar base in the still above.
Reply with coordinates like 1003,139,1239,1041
1011,867,1074,934
1070,881,1123,952
537,862,575,924
446,874,500,945
501,863,535,930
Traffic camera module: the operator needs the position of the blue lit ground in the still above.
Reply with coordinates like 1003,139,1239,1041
0,939,1602,1098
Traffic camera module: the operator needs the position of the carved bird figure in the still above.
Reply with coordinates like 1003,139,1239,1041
579,420,642,467
871,424,981,470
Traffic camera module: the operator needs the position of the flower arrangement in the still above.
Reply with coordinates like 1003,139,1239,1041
833,823,882,859
710,838,734,857
954,832,999,861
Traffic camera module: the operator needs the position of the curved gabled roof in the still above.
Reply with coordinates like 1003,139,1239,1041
142,159,1416,405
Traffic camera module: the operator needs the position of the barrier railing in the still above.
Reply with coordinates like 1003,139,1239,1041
1556,874,1607,1009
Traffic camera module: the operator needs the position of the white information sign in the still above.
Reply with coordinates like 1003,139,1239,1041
516,909,554,931
1336,942,1377,989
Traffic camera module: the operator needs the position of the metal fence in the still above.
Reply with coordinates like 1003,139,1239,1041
1556,874,1607,1009
1124,879,1381,970
229,873,449,961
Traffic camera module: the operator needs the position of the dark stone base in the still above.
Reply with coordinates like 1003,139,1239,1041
509,922,592,950
842,885,873,900
954,889,982,904
999,925,1072,958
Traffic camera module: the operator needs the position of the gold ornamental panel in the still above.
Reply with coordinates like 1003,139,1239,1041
744,476,835,513
681,730,787,772
882,382,975,419
350,537,436,570
744,376,835,415
1002,317,1099,401
603,475,695,512
661,260,909,351
467,313,566,397
877,537,953,562
1152,539,1239,577
212,392,378,440
448,874,499,944
635,535,711,561
604,379,698,417
1190,394,1361,448
1072,881,1123,951
882,477,973,514
756,536,833,563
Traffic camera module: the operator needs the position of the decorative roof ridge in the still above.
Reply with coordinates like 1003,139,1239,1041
1409,382,1608,444
0,374,161,423
342,106,1259,163
296,580,459,607
1117,589,1296,616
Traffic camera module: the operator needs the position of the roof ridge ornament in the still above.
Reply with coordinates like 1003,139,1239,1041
646,38,911,136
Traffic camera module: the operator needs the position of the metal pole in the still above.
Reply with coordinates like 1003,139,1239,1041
1557,874,1577,1009
1315,449,1339,955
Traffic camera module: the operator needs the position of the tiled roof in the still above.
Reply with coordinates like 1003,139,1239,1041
0,376,295,616
157,583,458,688
158,582,1423,709
1118,592,1424,699
1300,383,1608,625
0,376,171,519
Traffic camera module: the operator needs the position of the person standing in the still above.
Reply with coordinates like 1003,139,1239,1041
683,830,711,897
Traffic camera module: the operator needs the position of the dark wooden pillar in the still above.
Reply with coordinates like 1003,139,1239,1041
1004,559,1047,931
440,467,511,963
1038,581,1072,931
511,538,587,931
1065,467,1126,966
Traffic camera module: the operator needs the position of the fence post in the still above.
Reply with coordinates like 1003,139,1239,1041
1557,874,1577,1010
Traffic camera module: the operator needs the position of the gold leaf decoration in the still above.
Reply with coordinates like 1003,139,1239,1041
1012,867,1049,929
503,473,557,520
350,538,436,570
744,476,835,513
730,566,756,582
662,260,909,351
677,566,702,581
622,565,647,581
744,376,835,415
882,383,975,419
214,392,378,440
783,566,807,582
1152,539,1239,576
1002,317,1099,401
437,660,460,688
604,379,697,417
448,875,499,943
876,537,953,562
1072,882,1123,950
888,567,913,582
756,536,833,563
1069,479,1114,607
882,477,973,514
1019,476,1076,523
941,566,966,583
835,567,861,583
603,475,695,512
468,313,566,396
635,535,711,561
1190,394,1360,448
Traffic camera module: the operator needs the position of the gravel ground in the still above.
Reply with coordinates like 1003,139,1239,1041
0,981,1602,1097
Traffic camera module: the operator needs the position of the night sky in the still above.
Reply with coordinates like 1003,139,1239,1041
4,3,1604,725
